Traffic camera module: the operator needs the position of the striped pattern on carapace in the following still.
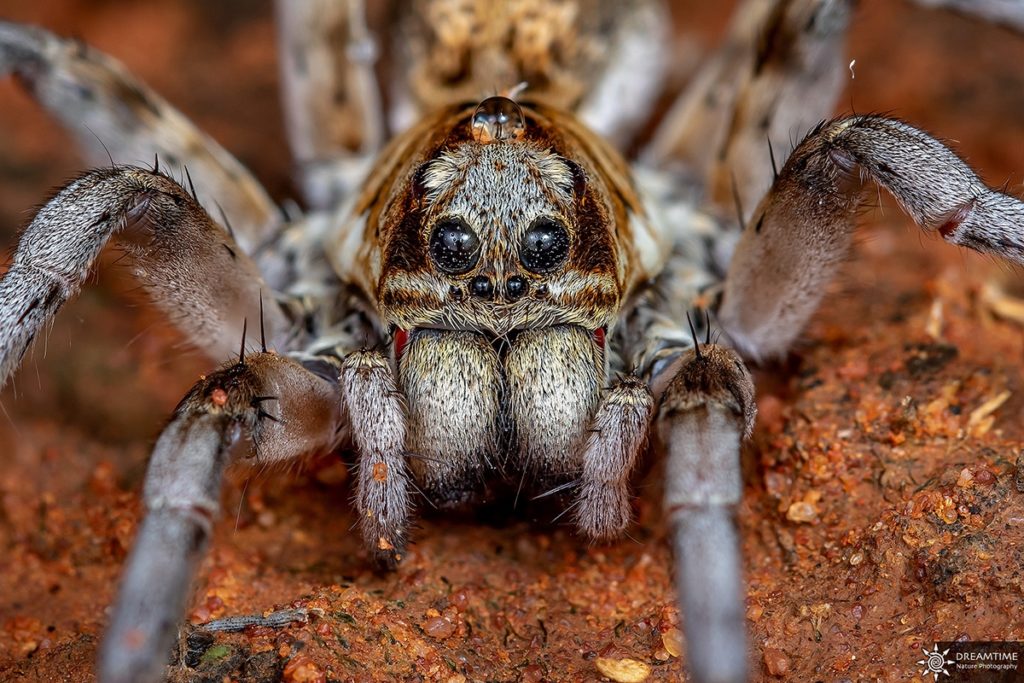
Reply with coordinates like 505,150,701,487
331,99,667,336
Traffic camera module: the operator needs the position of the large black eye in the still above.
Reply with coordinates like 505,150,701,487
429,217,481,275
520,217,570,274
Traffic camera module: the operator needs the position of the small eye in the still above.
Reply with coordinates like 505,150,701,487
520,217,570,274
428,217,481,275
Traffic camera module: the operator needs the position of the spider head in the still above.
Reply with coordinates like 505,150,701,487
360,96,650,341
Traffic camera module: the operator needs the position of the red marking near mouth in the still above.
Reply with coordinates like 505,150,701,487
394,328,410,360
592,327,606,349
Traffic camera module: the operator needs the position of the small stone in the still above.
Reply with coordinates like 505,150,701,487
955,467,973,488
423,616,456,639
849,552,864,566
282,654,326,683
450,588,470,611
594,657,651,682
786,501,818,524
936,496,958,524
661,628,683,657
763,648,790,677
974,467,995,486
764,470,789,497
520,665,544,683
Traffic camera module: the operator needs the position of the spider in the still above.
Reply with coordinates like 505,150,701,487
2,1,1024,682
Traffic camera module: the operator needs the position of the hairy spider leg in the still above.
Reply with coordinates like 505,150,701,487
0,22,278,252
644,0,852,223
613,211,752,683
100,352,345,683
719,115,1024,360
0,167,290,389
275,0,385,209
656,341,756,683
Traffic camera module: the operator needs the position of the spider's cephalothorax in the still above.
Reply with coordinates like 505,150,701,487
2,2,1024,682
333,94,668,508
341,96,661,335
327,96,667,509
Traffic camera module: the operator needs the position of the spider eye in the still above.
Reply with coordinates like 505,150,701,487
520,217,570,274
429,217,481,275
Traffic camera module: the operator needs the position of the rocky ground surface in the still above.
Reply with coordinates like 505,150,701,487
1,1,1023,681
